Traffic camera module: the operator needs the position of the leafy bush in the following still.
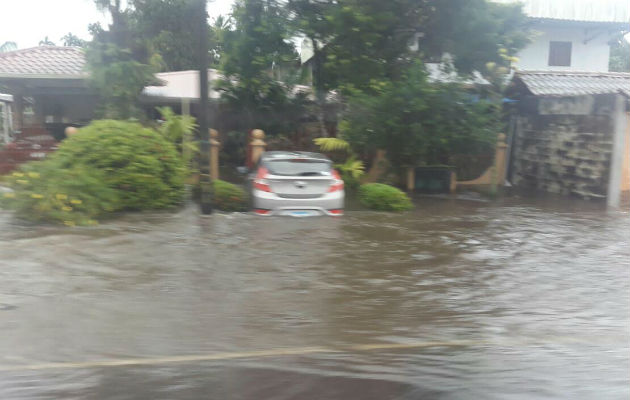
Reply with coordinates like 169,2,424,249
358,183,413,211
156,106,198,168
53,120,185,210
341,60,499,170
313,137,365,190
212,179,248,212
1,120,186,225
1,161,118,226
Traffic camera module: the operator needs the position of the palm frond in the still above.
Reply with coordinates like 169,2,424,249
336,157,365,179
314,137,351,152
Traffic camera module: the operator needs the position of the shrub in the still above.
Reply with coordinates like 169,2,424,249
1,120,186,225
53,120,185,210
358,183,413,211
212,179,248,212
1,161,118,226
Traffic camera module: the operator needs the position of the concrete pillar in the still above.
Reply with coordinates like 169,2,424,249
64,126,79,138
14,93,23,131
406,167,415,191
494,133,508,186
1,102,9,143
181,98,190,116
620,112,630,195
34,96,45,125
209,129,220,180
607,95,627,208
250,129,266,165
450,171,457,194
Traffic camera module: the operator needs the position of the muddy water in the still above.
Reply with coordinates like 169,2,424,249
0,197,628,399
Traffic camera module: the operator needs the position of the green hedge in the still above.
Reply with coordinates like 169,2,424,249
212,179,248,212
358,183,413,211
1,120,185,225
54,120,185,210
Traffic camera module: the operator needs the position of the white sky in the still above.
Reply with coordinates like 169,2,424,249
1,0,627,49
0,0,235,49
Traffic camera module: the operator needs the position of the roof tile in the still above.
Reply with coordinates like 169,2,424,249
515,71,630,96
0,46,86,77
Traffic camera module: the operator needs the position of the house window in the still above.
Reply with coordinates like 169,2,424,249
548,41,572,67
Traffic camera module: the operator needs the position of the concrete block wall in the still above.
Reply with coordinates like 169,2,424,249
511,94,617,199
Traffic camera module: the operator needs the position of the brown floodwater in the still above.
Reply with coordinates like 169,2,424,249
0,195,628,399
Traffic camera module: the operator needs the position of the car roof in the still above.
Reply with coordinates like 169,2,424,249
261,151,331,161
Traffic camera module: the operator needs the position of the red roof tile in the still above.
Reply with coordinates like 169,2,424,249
0,46,86,78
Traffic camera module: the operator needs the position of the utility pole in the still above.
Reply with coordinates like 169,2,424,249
198,0,212,214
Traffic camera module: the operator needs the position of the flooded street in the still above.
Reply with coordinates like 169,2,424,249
0,197,628,399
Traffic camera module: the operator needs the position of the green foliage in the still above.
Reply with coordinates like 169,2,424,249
313,137,351,152
0,41,17,52
217,0,309,135
358,183,413,211
212,179,248,212
341,60,499,170
289,0,529,94
222,0,297,82
131,0,220,70
156,107,198,167
313,136,365,188
610,38,630,72
61,32,87,47
87,1,163,119
337,157,365,180
87,43,161,119
55,120,185,210
2,120,186,225
1,163,117,226
418,0,530,75
39,36,56,46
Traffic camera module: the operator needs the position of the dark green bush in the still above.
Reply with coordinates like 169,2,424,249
358,183,413,211
1,120,185,225
212,179,248,212
53,120,185,210
1,161,118,226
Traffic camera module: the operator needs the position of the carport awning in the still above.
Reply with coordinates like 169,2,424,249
514,71,630,97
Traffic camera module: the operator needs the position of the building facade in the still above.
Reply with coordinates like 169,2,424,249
495,0,629,73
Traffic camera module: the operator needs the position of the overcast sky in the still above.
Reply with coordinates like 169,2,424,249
0,0,235,49
1,0,627,49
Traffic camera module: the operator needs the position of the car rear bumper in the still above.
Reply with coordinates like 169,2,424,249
252,189,344,216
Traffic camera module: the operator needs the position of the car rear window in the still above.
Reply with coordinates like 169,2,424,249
264,159,331,176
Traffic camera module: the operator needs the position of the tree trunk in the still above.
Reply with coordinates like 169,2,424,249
310,38,328,137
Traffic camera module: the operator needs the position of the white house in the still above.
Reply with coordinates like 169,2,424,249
495,0,629,72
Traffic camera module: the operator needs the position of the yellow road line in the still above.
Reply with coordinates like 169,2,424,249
0,337,623,372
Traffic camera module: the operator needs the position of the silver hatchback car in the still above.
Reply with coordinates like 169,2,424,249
248,151,344,216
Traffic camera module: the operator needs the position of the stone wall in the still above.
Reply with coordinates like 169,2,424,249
511,94,618,199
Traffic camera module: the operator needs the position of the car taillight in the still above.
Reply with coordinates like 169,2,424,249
328,209,344,215
254,167,272,192
328,170,344,192
254,209,271,215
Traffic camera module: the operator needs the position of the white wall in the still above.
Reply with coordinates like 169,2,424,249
516,25,614,72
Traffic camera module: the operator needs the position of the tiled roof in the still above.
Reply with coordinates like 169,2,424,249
0,46,86,78
515,71,630,96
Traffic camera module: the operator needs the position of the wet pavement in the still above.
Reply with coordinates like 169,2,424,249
0,196,628,399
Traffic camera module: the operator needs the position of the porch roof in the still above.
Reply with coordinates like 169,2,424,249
513,71,630,97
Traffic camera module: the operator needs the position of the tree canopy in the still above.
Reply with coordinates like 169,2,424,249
341,60,501,170
217,0,307,135
61,33,87,47
609,38,630,73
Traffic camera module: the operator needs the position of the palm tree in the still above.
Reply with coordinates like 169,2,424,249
0,41,17,52
39,36,56,46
